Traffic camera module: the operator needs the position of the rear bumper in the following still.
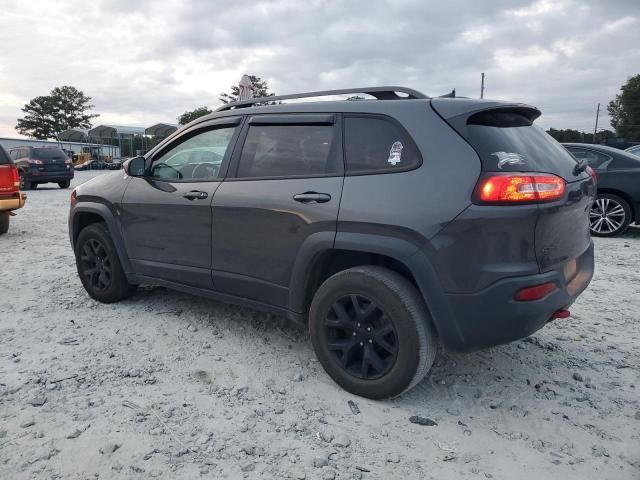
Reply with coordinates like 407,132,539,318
434,241,594,351
0,192,26,211
24,169,74,182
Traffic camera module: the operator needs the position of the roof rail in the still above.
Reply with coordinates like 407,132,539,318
215,86,429,112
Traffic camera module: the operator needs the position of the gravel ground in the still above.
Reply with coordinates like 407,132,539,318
1,171,639,480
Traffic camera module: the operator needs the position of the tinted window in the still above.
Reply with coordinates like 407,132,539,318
465,112,579,179
0,147,10,165
31,148,67,161
237,125,336,178
626,145,640,156
151,127,237,180
344,117,421,174
566,147,612,170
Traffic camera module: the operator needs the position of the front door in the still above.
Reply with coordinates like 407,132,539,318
212,114,344,308
120,118,241,288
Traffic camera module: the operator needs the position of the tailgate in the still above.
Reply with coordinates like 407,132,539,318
535,176,594,270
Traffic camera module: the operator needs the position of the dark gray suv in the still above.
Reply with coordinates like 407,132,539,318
69,87,595,398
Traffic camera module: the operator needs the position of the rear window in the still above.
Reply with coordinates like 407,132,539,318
31,148,67,161
465,110,579,179
565,147,613,170
344,116,421,174
0,147,10,165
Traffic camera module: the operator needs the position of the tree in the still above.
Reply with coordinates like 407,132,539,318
219,75,275,104
546,128,616,144
607,74,640,141
177,106,212,125
15,86,98,139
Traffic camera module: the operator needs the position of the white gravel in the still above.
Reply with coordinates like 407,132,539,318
1,170,639,479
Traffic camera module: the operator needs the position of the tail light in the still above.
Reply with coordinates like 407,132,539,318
474,173,565,204
515,282,557,301
0,164,20,196
11,164,19,191
27,158,43,165
586,165,597,183
65,158,72,164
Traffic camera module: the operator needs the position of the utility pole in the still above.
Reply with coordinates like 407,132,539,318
593,103,600,144
480,72,485,99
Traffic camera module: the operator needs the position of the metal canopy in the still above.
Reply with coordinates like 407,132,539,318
88,125,146,140
145,123,179,137
216,86,429,112
58,128,88,142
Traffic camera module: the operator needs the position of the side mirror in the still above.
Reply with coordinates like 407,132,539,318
124,156,146,177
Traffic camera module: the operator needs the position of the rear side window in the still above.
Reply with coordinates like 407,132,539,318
31,148,67,161
344,116,421,174
565,147,612,170
465,110,579,179
237,125,337,178
0,147,10,165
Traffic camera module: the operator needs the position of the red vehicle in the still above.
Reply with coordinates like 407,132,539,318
0,146,26,234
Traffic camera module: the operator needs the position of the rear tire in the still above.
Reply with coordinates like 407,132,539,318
58,180,71,189
20,175,33,190
589,193,631,237
75,223,136,303
0,213,9,235
309,266,438,399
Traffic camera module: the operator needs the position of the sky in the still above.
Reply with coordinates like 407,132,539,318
0,0,639,138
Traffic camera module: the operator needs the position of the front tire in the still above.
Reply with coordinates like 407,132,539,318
589,193,631,237
309,266,438,399
58,180,71,189
75,223,136,303
0,212,9,235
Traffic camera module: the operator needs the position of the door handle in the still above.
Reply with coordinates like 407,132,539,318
292,192,331,203
183,190,208,200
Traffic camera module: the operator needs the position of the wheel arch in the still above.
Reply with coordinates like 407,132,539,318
70,202,135,277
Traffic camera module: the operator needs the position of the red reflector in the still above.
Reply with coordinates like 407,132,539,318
586,165,597,183
552,309,570,319
477,174,565,204
515,282,557,301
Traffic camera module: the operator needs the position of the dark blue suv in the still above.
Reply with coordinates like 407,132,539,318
69,87,595,398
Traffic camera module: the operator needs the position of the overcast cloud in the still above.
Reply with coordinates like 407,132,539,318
0,0,638,137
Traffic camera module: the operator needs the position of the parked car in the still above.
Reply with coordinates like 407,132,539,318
74,159,107,171
69,87,595,399
0,146,26,234
625,145,640,156
106,159,124,170
9,146,74,189
563,143,640,236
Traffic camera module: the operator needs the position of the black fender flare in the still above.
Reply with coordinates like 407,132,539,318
69,201,135,278
287,230,460,347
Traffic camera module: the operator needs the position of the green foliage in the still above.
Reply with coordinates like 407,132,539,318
546,128,616,144
177,106,213,126
219,75,275,104
15,86,98,140
607,74,640,141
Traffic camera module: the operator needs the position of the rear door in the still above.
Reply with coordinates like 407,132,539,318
211,113,343,308
119,117,242,288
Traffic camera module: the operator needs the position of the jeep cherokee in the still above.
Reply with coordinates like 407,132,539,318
69,87,595,399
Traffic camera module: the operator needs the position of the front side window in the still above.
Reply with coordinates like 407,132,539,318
237,124,336,178
150,127,236,180
344,116,421,174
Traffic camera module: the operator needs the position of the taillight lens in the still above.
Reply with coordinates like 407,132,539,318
475,173,565,204
586,165,597,183
27,158,43,165
65,158,72,164
10,164,19,192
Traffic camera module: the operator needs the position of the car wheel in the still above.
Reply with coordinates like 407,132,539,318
309,266,438,399
58,180,71,189
589,193,631,237
0,212,9,235
75,223,136,303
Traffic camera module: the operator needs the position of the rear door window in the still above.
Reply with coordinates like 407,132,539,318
343,116,421,174
236,122,338,178
464,110,581,180
565,147,612,170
